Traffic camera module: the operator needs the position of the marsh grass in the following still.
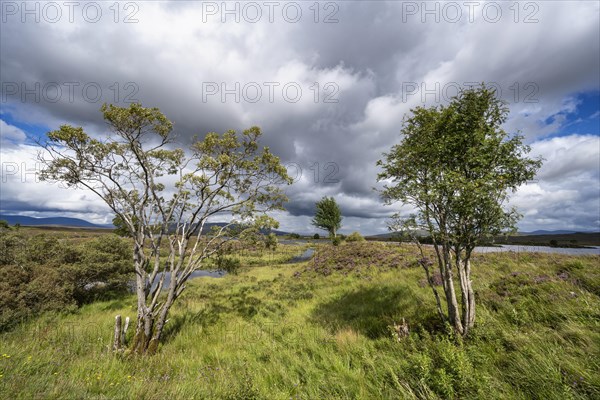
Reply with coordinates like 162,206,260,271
1,242,598,399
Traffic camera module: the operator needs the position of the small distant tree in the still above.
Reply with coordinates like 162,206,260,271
378,85,542,336
313,233,320,240
38,103,291,354
312,196,342,238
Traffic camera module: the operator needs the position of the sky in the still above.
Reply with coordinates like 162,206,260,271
1,0,599,235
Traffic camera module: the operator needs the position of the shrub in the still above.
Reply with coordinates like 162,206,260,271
313,233,320,240
346,231,365,242
216,255,241,274
0,231,133,332
264,233,278,251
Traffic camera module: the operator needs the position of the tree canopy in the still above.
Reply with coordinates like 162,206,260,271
311,196,342,238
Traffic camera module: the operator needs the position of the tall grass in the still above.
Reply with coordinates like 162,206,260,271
1,242,598,399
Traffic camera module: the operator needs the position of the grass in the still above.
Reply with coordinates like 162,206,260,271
1,241,599,399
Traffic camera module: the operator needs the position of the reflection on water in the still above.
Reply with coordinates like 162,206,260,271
474,245,600,255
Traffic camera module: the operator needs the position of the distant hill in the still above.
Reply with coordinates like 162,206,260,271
0,214,112,228
0,214,292,236
520,230,586,235
498,231,600,247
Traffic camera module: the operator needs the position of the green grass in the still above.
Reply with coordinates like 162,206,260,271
1,242,599,399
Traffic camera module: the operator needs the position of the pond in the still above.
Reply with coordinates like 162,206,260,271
289,248,315,263
127,269,226,293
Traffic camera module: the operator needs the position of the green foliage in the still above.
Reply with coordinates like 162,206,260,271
215,255,242,275
331,236,343,246
0,231,132,331
346,231,365,242
378,84,542,248
264,233,278,251
313,233,320,240
288,233,301,239
312,196,342,238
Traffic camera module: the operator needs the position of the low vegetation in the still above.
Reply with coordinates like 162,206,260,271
1,238,598,399
0,230,132,332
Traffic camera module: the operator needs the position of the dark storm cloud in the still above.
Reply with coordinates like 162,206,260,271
1,1,599,234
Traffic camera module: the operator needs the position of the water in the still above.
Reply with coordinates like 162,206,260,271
128,269,226,293
152,269,226,292
474,245,600,256
289,248,315,263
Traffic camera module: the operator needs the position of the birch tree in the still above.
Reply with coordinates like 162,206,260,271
377,86,542,336
39,103,291,354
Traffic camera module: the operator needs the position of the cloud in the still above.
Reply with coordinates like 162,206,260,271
0,119,27,147
509,135,600,232
1,1,598,234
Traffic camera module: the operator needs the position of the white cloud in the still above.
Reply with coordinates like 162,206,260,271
0,119,27,147
510,134,600,231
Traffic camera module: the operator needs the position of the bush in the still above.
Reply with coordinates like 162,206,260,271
0,231,133,332
313,233,320,240
289,233,301,239
264,233,278,251
216,255,241,274
332,236,343,246
346,231,365,242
